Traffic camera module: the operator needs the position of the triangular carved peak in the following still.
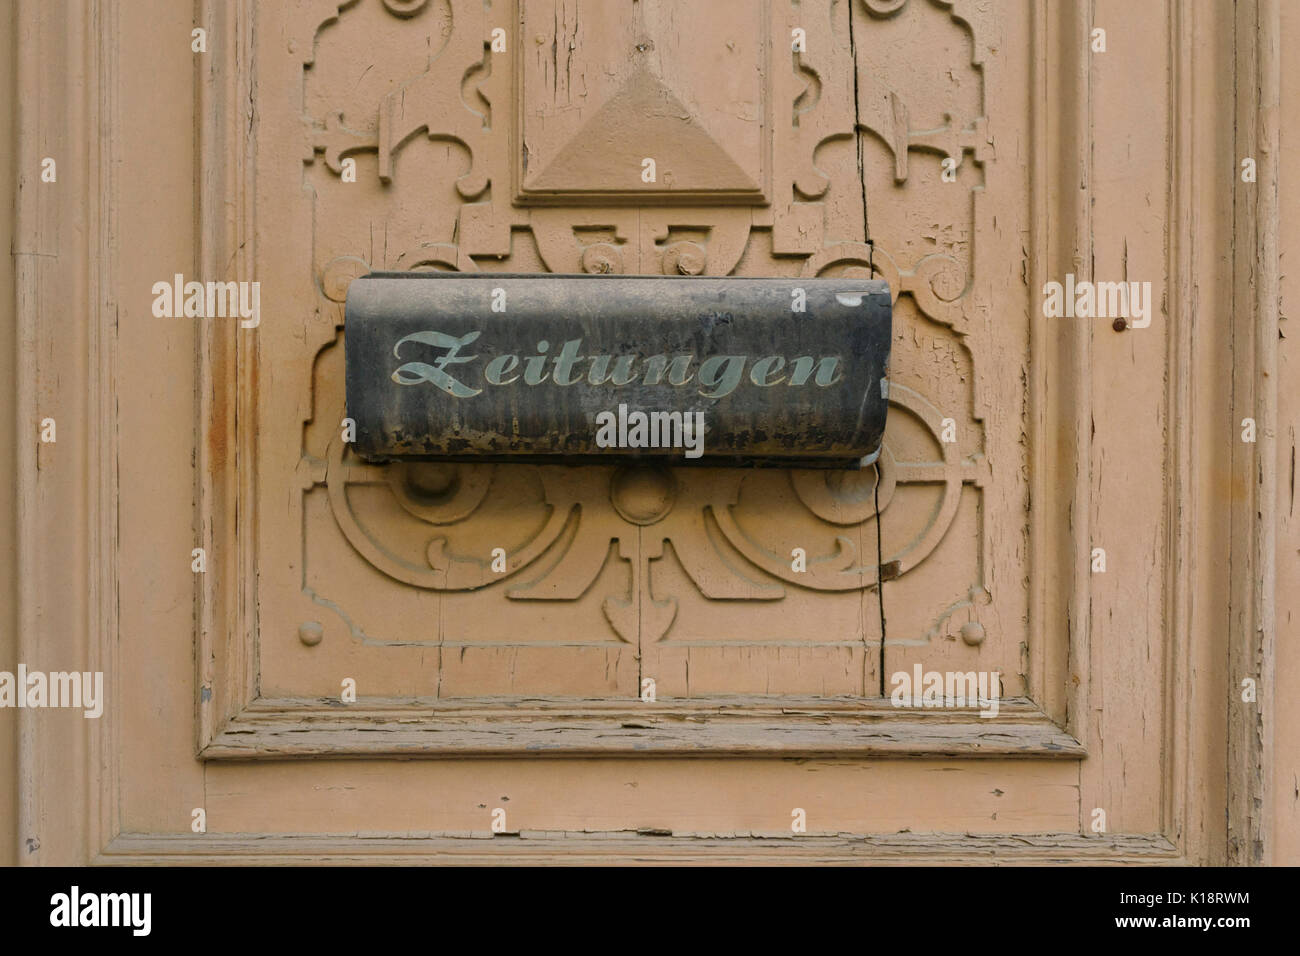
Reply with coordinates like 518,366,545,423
524,64,763,200
516,0,770,205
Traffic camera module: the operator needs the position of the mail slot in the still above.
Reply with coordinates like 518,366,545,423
344,273,891,468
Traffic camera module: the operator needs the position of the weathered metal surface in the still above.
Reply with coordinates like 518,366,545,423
345,273,891,468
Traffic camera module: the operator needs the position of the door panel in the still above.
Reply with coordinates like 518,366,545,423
234,0,1021,724
11,0,1292,865
190,0,1142,821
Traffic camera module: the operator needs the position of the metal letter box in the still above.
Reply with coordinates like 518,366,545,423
344,273,891,468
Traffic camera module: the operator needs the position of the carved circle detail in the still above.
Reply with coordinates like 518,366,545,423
324,440,574,590
918,254,966,302
387,461,494,525
320,255,371,303
792,445,898,525
661,241,707,276
581,243,625,274
707,381,970,590
382,0,431,18
610,464,677,526
863,0,908,18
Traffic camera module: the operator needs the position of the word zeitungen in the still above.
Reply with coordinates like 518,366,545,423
390,331,843,399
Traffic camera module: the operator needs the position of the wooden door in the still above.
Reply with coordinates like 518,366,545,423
4,0,1296,865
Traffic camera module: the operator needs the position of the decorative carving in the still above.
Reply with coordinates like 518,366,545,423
286,0,1002,695
319,255,370,302
659,241,706,276
382,0,430,17
610,465,677,526
863,0,908,17
515,1,770,204
581,242,624,275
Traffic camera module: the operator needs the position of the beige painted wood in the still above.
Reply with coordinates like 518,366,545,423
1168,0,1236,865
1275,0,1300,868
2,0,1295,865
0,0,17,870
97,831,1181,866
10,0,108,866
196,757,1079,836
1226,0,1281,867
202,0,1061,758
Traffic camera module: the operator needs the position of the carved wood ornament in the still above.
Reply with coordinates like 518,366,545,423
196,0,1061,757
286,0,997,699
